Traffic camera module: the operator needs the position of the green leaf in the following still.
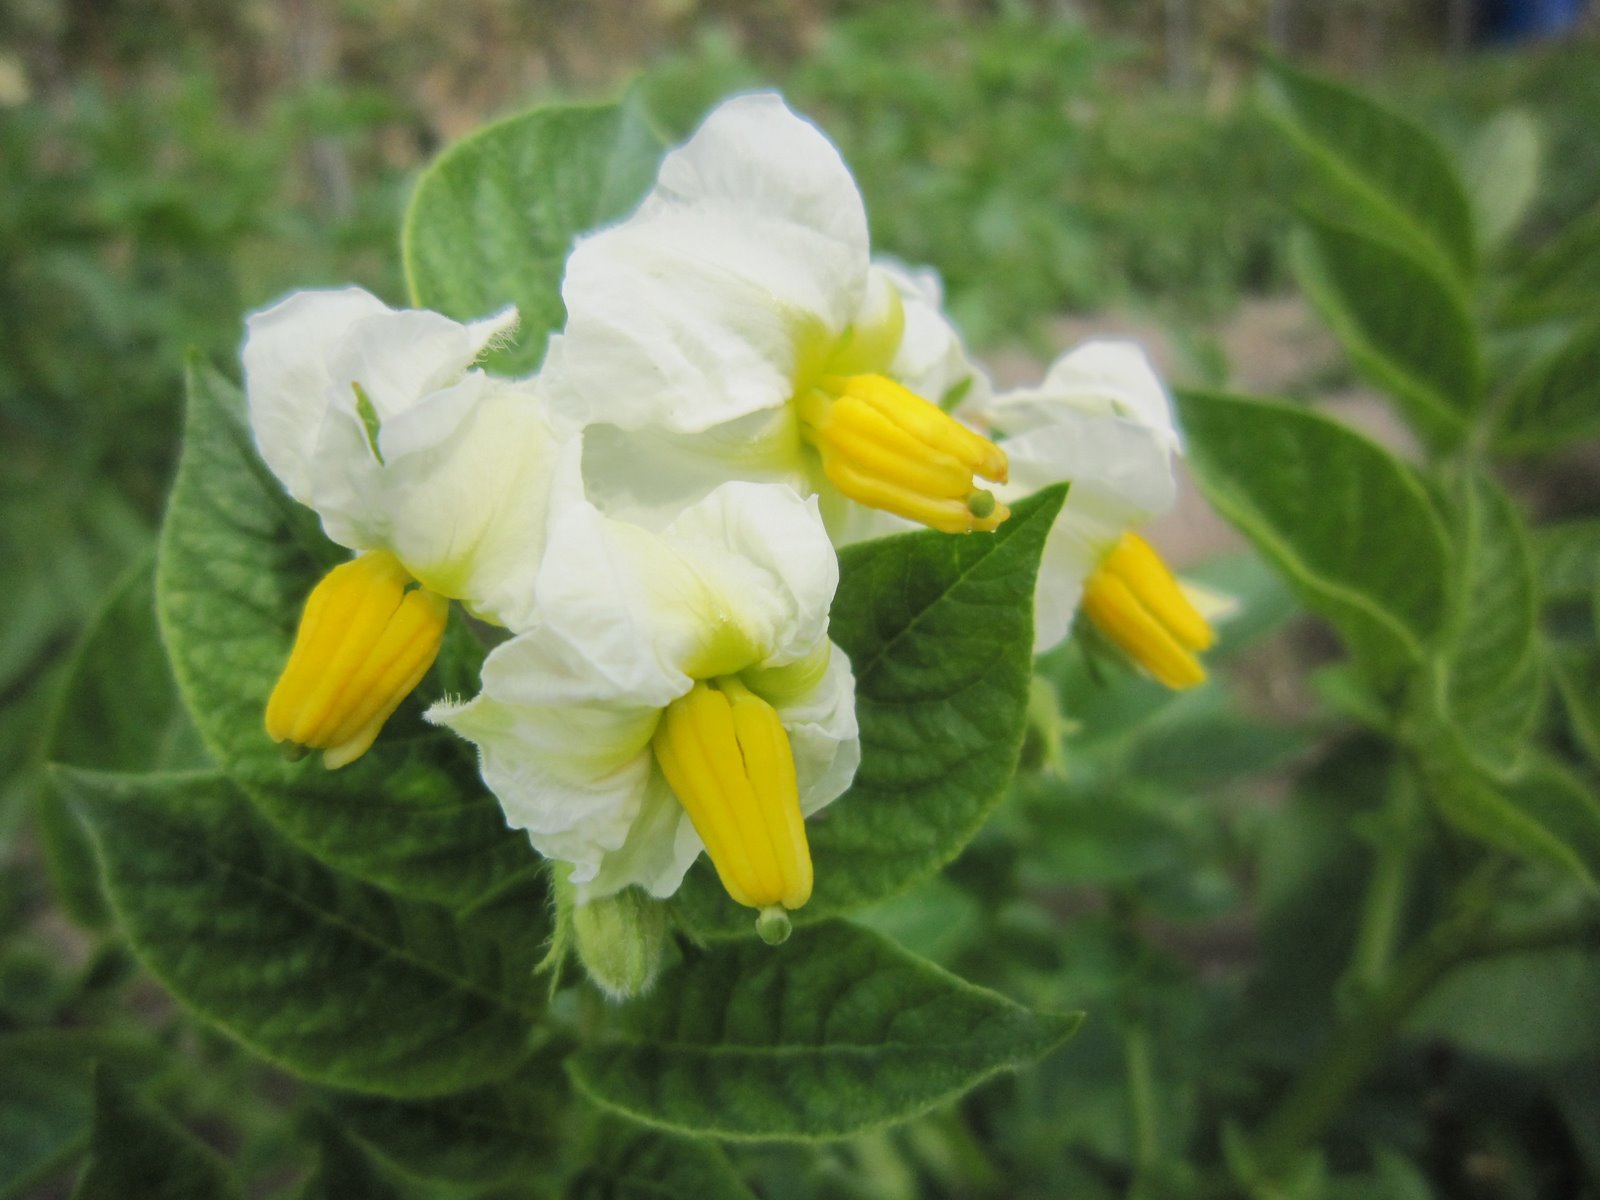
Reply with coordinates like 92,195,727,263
671,485,1066,938
1413,735,1600,886
1465,109,1542,249
1536,519,1600,603
1411,944,1600,1064
1494,320,1600,454
568,1121,757,1200
404,97,665,375
328,1078,561,1188
1426,472,1544,777
0,1032,164,1200
568,919,1081,1141
295,1123,402,1200
1174,389,1452,683
60,767,542,1096
71,1070,243,1200
1260,57,1476,280
158,361,533,907
1502,201,1600,324
1290,214,1480,447
41,554,206,928
1552,645,1600,767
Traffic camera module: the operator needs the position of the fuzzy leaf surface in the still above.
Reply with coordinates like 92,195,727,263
568,1122,757,1200
61,767,541,1096
404,97,664,374
1428,472,1544,777
1495,321,1600,454
569,919,1081,1140
41,555,206,929
1291,214,1480,447
1174,389,1451,683
1262,57,1476,279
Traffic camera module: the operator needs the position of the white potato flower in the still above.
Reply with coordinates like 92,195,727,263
430,480,859,942
962,341,1216,687
242,287,566,767
541,92,1011,541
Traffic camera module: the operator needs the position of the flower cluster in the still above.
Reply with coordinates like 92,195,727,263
242,94,1210,948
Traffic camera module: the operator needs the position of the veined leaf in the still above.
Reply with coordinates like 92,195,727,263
569,920,1080,1140
70,1071,243,1200
157,361,533,907
41,554,206,929
672,486,1066,937
1427,472,1543,778
1291,214,1480,448
1552,644,1600,768
1174,389,1451,684
294,1124,401,1200
60,767,541,1097
569,1121,757,1200
1413,731,1600,887
1260,57,1476,280
404,97,664,375
1495,320,1600,454
328,1074,564,1188
1502,201,1600,325
1536,520,1600,603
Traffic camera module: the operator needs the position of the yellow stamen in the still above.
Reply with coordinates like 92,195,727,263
1081,532,1214,690
798,373,1010,535
265,551,449,769
652,677,813,916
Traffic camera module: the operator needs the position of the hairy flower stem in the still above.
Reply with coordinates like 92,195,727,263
1250,864,1503,1180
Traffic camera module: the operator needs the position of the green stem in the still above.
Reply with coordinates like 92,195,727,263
1124,1021,1161,1171
1345,769,1418,991
1250,864,1502,1179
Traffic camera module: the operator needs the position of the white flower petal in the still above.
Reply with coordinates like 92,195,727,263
582,772,705,902
428,626,667,887
536,481,837,694
967,340,1181,655
983,340,1177,452
650,93,868,251
545,94,870,435
661,482,839,668
875,260,993,412
1000,407,1177,523
776,643,861,817
579,410,808,532
243,287,392,504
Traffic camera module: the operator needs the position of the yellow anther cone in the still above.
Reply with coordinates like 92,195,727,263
266,551,449,769
652,677,812,931
1082,532,1214,690
798,374,1010,535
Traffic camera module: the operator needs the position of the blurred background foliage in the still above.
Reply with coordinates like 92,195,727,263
4,0,1600,1196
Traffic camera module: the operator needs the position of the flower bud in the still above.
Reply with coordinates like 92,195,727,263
573,888,669,1001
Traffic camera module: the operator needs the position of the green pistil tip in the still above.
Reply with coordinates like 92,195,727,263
756,906,792,946
966,489,997,519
